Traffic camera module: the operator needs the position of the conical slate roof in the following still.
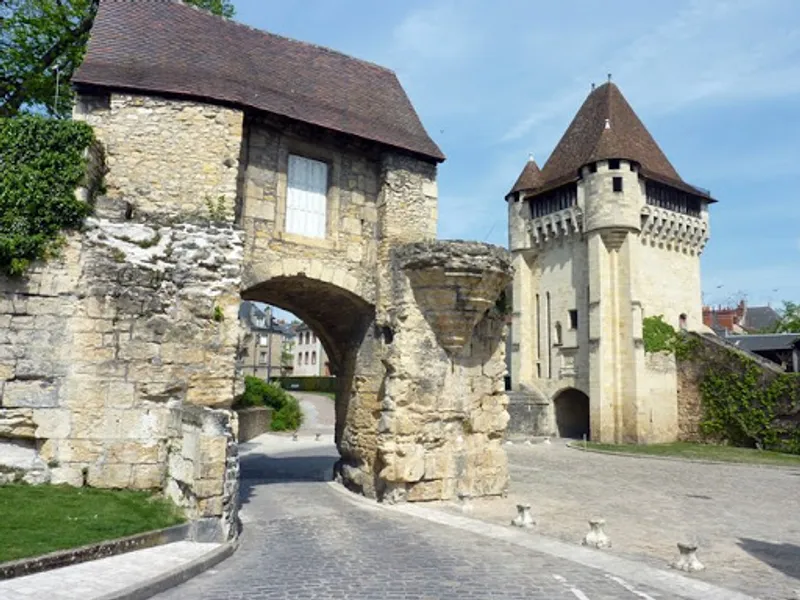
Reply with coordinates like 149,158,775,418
523,82,712,199
508,157,543,195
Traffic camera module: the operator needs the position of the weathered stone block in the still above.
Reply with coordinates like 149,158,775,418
88,463,133,488
32,409,71,438
131,463,164,489
0,409,36,439
3,380,59,408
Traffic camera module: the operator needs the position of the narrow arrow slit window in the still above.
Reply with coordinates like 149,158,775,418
286,155,328,238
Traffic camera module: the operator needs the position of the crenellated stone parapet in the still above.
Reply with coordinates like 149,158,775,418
525,206,583,249
640,205,709,255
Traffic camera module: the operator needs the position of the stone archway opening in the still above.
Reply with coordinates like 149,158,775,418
553,388,590,440
240,275,377,481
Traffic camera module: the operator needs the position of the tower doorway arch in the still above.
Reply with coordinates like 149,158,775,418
553,388,590,440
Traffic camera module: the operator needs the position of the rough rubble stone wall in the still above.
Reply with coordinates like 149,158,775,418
166,405,239,541
378,242,512,502
0,93,245,538
78,93,243,223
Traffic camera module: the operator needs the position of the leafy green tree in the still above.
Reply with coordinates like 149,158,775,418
1,0,235,118
771,301,800,333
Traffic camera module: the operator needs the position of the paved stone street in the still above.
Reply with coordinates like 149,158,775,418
437,441,800,600
154,411,746,600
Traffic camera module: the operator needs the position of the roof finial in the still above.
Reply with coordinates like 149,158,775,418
528,153,534,162
607,73,612,82
604,118,611,130
591,82,596,91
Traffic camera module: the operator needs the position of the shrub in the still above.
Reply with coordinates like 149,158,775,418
234,375,303,431
0,116,95,275
271,396,303,431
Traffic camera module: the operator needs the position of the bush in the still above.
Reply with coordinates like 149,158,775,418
0,116,95,275
235,376,303,431
271,396,303,431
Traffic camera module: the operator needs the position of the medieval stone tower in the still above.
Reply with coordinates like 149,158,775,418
506,81,714,444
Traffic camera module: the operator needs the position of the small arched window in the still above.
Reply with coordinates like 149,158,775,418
554,321,563,346
679,313,688,331
311,351,317,365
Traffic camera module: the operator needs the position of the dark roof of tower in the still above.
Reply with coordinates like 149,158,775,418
73,0,444,163
508,158,543,195
522,82,712,199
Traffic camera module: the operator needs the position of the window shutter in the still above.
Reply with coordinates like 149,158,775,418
287,155,328,238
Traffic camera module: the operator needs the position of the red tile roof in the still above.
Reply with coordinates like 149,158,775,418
520,82,712,199
73,0,444,163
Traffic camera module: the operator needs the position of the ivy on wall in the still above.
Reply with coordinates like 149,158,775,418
642,315,696,359
695,348,800,454
644,315,800,454
0,116,95,275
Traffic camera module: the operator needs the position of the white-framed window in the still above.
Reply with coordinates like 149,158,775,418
311,351,317,365
286,154,328,238
258,334,268,346
259,351,267,364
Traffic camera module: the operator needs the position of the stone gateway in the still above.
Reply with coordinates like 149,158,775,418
0,1,511,538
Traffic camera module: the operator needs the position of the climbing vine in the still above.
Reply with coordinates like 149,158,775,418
0,115,95,275
642,315,696,359
677,333,800,454
698,356,800,454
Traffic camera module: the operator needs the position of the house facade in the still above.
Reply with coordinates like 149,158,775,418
292,323,331,377
506,81,714,444
238,301,294,379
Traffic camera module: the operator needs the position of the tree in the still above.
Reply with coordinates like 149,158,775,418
771,301,800,333
0,0,235,119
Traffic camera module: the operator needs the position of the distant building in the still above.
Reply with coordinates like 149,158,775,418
238,301,294,380
724,333,800,373
703,300,781,335
292,322,330,377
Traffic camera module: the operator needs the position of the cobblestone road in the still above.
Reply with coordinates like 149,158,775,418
155,436,715,600
439,441,800,600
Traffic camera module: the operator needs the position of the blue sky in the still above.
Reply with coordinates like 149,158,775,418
233,0,800,310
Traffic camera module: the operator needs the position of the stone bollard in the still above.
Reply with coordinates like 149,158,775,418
671,542,705,572
457,492,473,515
292,432,298,441
315,433,321,441
543,437,551,445
511,503,535,528
582,518,611,549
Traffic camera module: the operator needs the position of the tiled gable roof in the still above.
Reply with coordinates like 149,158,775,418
73,0,444,163
522,82,712,199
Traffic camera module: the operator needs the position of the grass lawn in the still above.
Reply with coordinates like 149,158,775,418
0,484,185,563
580,441,800,466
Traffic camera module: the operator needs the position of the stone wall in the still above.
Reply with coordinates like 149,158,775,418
166,406,239,542
2,86,513,534
378,241,512,502
76,93,243,223
236,407,272,443
677,333,798,444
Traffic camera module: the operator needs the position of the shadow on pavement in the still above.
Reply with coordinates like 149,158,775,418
738,538,800,580
239,450,338,507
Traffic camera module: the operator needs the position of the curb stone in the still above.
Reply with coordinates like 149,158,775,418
564,441,800,471
97,539,238,600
